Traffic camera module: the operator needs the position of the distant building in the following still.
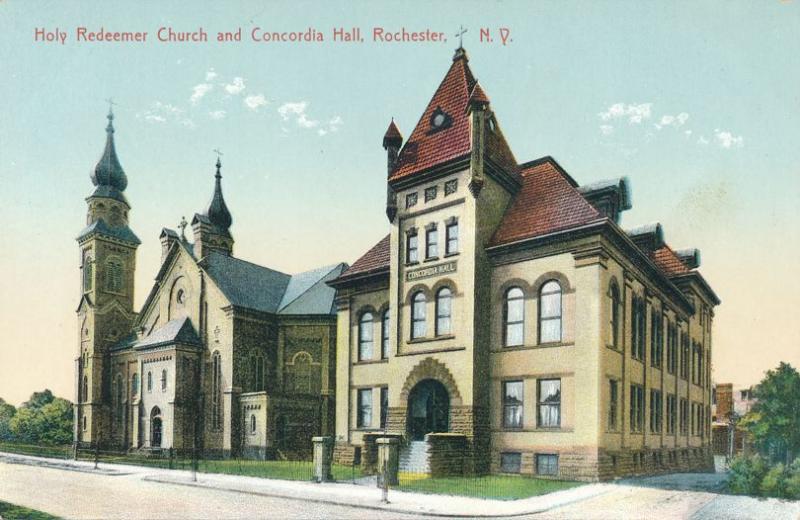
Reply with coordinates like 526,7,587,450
74,110,346,456
712,382,755,456
329,48,720,481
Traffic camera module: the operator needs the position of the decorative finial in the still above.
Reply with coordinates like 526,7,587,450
179,216,188,240
213,148,223,178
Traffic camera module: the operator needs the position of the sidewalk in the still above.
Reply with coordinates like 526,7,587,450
0,452,610,518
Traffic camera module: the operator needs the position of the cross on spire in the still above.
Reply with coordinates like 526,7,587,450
105,97,118,117
213,148,223,177
456,25,467,49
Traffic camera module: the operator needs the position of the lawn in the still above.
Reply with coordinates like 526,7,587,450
0,500,61,520
0,442,72,460
396,474,583,500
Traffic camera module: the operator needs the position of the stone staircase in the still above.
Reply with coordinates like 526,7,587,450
399,440,430,474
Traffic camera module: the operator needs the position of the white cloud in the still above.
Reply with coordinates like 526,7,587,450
328,115,343,131
190,83,213,105
209,110,226,120
599,124,614,136
278,101,308,120
698,136,710,145
224,77,246,95
655,112,689,130
244,94,268,111
714,129,744,149
598,103,652,124
140,102,187,125
684,130,693,136
205,68,218,81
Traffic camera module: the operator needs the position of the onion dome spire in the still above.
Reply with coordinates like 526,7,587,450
91,105,128,191
205,157,232,231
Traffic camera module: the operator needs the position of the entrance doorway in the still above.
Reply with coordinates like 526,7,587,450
407,379,449,441
151,406,162,448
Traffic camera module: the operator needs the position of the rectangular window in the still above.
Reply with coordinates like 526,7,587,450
680,332,690,379
357,388,372,428
536,454,558,476
667,322,677,374
406,232,418,264
537,379,561,428
650,310,663,368
680,398,689,435
631,297,646,360
608,380,618,431
649,389,663,433
426,227,438,259
630,384,644,432
380,387,388,429
445,221,459,255
500,452,521,473
666,394,677,434
503,381,524,428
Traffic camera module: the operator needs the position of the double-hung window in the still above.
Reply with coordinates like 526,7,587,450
537,379,561,428
503,381,524,428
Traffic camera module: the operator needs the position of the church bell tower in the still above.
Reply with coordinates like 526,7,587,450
75,107,140,445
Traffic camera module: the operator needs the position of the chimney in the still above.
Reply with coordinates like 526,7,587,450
159,228,179,264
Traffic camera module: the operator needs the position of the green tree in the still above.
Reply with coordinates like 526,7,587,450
0,398,16,441
21,390,54,410
745,362,800,464
8,391,73,445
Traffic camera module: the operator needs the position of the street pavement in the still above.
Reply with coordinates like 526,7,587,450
1,452,799,519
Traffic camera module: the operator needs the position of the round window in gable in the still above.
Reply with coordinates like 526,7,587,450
429,107,451,132
433,113,446,127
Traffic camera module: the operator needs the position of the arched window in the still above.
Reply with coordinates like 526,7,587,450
358,312,374,361
83,255,93,292
609,283,621,348
435,287,452,336
504,287,525,347
147,371,153,392
161,369,167,391
411,292,427,339
290,352,314,394
211,351,222,430
538,281,562,343
115,374,123,416
82,375,89,403
253,355,264,392
131,373,139,396
381,309,390,359
104,259,124,293
250,414,257,434
82,415,87,431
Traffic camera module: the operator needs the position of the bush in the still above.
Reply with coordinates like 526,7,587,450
728,455,768,495
785,459,800,500
760,463,786,498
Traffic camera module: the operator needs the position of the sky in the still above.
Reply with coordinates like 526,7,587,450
0,1,798,405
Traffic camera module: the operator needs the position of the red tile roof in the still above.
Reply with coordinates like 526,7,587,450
650,245,691,276
338,234,390,279
490,158,604,246
389,55,476,180
469,82,490,104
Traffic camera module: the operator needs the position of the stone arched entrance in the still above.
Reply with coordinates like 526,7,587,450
407,379,449,440
150,406,162,448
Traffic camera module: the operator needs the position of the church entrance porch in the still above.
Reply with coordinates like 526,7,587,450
406,379,450,441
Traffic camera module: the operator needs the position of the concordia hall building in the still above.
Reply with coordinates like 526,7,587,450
328,47,720,480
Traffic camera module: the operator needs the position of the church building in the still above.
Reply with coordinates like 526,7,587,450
74,109,346,457
329,47,720,481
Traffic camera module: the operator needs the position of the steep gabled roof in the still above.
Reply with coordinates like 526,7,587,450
134,317,201,350
333,234,391,283
389,55,476,180
279,263,348,315
490,157,604,247
202,251,291,314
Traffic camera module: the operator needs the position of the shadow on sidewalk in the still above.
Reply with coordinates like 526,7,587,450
615,471,729,494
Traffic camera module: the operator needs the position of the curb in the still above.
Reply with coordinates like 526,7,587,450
142,475,611,518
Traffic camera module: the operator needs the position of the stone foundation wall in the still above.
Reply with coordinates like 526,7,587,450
427,433,467,477
333,442,357,466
